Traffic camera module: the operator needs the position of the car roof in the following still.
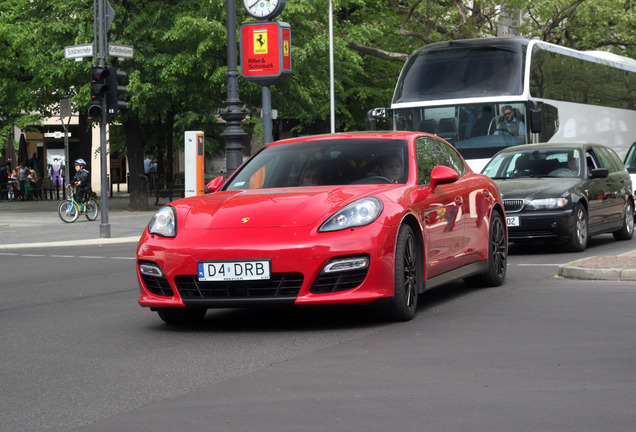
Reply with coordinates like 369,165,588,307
265,131,437,147
496,142,609,154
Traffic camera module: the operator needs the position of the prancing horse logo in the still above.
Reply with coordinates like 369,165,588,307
241,218,250,224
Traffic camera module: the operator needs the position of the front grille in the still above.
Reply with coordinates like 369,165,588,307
141,274,174,297
310,268,369,294
175,273,304,300
504,199,524,213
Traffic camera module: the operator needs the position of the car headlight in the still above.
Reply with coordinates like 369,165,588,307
526,198,568,210
319,197,383,232
148,206,177,237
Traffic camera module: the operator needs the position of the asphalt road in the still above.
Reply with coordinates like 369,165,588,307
1,236,635,432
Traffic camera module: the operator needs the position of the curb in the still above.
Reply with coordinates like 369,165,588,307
0,236,141,251
558,262,636,282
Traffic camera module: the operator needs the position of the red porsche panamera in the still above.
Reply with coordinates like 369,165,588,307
137,132,507,324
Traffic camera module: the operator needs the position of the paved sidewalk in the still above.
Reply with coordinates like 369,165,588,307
0,193,157,250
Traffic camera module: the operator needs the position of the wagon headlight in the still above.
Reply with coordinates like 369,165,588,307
148,206,176,237
319,197,383,232
526,198,568,210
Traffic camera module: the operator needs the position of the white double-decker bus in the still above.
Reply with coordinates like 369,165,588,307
368,38,636,172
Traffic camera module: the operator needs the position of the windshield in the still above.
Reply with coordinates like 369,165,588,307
482,148,583,179
394,46,523,103
393,103,528,160
224,138,409,190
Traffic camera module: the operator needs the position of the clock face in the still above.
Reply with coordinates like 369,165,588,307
243,0,285,20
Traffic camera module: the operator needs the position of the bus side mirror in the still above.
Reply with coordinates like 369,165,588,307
366,108,393,131
530,107,542,134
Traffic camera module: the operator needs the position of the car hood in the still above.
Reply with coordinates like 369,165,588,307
183,186,394,230
494,177,580,200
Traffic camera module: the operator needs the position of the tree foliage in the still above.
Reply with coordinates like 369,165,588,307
1,0,635,208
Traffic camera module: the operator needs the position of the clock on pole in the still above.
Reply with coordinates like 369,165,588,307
243,0,287,20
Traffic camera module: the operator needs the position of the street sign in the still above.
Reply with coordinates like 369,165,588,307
64,44,93,60
44,132,71,139
105,0,115,32
108,43,134,59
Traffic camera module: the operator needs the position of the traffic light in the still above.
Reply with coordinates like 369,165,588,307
87,102,103,121
106,66,127,116
88,65,109,122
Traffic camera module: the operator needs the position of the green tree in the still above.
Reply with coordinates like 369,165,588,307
2,0,635,211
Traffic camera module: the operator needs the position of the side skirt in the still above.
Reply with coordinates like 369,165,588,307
423,261,488,291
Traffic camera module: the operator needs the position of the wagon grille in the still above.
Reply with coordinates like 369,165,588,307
175,273,304,301
503,199,524,213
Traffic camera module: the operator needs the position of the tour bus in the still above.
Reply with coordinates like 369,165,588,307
367,38,636,172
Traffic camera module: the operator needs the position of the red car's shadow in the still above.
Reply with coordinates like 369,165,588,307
146,281,480,332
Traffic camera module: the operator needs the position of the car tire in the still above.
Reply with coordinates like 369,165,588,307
156,308,207,325
383,224,421,322
567,203,588,252
464,211,507,287
612,199,634,241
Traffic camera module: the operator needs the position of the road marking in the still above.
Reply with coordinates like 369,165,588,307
0,252,134,260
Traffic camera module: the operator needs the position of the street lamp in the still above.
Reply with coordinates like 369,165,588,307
219,0,248,175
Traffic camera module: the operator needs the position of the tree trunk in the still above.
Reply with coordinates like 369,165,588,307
124,116,150,211
165,110,175,182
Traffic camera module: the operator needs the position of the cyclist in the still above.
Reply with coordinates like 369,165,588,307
72,159,91,203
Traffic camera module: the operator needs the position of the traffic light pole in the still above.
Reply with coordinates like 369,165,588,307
96,0,110,238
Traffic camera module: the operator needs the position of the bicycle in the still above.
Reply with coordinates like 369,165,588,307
58,185,99,223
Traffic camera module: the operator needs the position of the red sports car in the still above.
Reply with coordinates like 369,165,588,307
137,132,507,324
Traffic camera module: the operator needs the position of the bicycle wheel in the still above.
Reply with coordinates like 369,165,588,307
85,198,99,221
58,200,79,223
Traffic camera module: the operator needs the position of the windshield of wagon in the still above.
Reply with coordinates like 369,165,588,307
224,138,409,190
482,148,582,179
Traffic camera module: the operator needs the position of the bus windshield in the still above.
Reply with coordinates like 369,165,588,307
393,102,528,167
394,46,524,103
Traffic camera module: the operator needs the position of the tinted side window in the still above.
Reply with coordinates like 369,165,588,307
625,144,636,173
530,46,636,110
605,147,627,172
416,137,465,186
595,147,621,173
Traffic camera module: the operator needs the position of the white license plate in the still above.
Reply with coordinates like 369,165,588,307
198,260,271,281
506,216,520,227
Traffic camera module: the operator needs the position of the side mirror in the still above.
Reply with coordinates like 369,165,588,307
590,168,609,179
205,176,225,192
429,165,459,190
527,100,542,134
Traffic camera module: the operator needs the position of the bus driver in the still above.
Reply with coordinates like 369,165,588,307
495,105,526,140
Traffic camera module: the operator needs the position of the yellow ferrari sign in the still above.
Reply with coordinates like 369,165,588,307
253,30,268,55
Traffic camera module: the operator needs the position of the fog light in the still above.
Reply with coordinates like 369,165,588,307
551,221,558,228
139,262,164,278
322,257,369,273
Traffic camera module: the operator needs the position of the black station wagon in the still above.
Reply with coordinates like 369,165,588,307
482,142,634,251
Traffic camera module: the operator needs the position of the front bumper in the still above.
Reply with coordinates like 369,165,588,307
506,208,575,241
136,223,398,309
